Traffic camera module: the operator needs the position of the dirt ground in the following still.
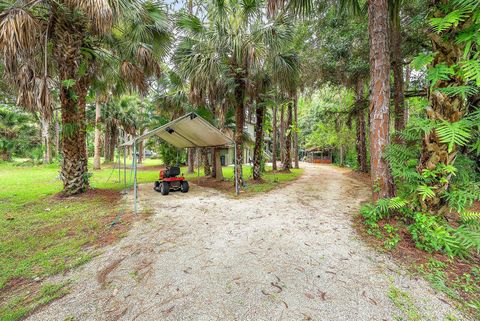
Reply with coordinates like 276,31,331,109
27,163,467,321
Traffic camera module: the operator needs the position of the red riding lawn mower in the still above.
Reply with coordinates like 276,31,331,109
154,166,189,195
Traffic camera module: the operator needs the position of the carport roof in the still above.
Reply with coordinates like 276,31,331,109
121,112,234,148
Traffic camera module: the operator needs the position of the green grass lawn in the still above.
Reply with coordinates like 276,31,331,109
0,158,302,320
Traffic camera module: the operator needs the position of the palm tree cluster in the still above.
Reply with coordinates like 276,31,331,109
0,0,171,194
172,0,301,183
1,0,479,208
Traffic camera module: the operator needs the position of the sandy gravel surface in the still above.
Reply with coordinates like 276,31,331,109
28,163,466,321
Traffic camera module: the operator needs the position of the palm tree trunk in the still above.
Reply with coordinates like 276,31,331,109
416,26,467,214
54,12,89,195
59,85,89,195
93,101,101,170
279,104,285,165
187,148,194,173
391,17,405,142
282,99,293,171
103,123,111,163
40,114,51,164
272,104,278,171
293,94,299,169
355,79,368,173
214,148,223,180
138,139,144,164
1,148,11,161
55,110,60,158
109,125,117,164
339,146,344,166
202,148,211,176
234,76,245,185
211,147,217,178
368,0,395,201
253,102,265,180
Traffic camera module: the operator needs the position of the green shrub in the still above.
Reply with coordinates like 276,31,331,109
408,213,460,256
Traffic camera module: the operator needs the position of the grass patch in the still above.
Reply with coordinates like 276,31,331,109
0,282,69,321
416,258,480,318
388,283,424,321
0,159,156,320
184,165,303,196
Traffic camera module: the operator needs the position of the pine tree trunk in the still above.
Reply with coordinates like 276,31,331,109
368,0,395,201
234,76,245,185
391,17,405,142
355,79,368,173
282,99,293,171
187,148,194,173
404,64,411,125
40,114,51,164
293,94,299,169
93,101,101,170
253,102,265,180
272,105,278,171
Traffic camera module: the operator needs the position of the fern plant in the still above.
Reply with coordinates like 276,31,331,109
454,211,480,257
435,120,472,152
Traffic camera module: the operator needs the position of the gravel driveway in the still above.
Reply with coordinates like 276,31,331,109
28,163,466,321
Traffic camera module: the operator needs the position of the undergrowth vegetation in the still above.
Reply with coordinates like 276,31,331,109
360,113,480,316
361,113,480,257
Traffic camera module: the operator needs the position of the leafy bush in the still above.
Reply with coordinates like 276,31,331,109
408,213,460,256
373,113,480,257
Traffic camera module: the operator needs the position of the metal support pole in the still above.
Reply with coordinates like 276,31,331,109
234,143,239,195
117,142,121,183
123,139,127,193
197,148,200,186
133,141,138,214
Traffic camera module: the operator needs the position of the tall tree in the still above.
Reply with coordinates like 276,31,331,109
0,0,171,195
174,1,298,182
271,104,278,170
283,98,293,170
390,0,406,139
368,0,395,200
355,78,368,172
293,94,299,168
93,100,102,170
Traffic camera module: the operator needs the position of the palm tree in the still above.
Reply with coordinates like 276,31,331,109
271,103,278,170
0,0,170,195
174,0,275,185
274,53,301,172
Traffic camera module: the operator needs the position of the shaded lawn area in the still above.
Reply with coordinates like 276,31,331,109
184,165,304,195
0,159,158,321
0,159,302,320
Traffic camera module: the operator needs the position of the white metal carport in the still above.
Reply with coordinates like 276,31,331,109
120,112,237,213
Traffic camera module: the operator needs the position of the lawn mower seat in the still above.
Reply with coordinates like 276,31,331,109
164,166,180,178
